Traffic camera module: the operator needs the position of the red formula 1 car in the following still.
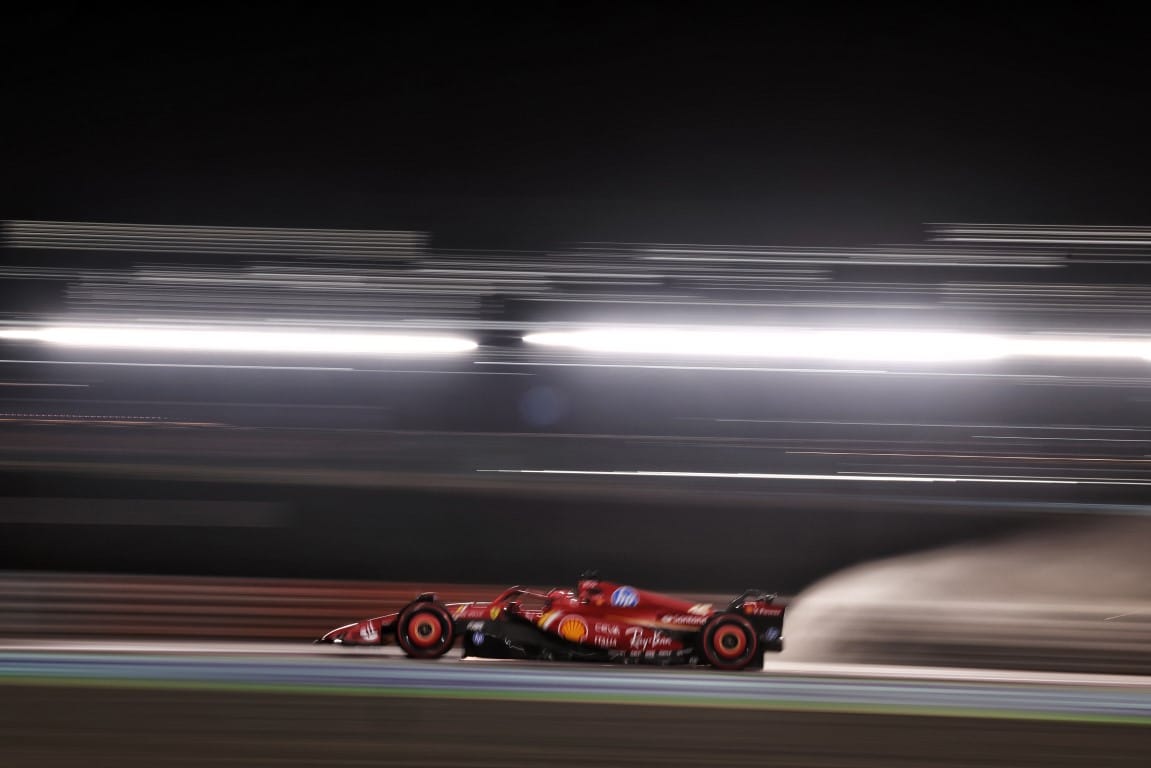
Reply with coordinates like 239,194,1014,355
317,573,785,671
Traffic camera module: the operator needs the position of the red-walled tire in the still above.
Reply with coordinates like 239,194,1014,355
395,602,455,659
701,614,759,671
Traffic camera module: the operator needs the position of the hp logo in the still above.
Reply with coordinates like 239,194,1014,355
611,586,639,608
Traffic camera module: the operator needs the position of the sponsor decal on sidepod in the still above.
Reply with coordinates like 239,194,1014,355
558,615,589,643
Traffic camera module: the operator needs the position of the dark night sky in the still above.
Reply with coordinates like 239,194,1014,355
2,6,1149,247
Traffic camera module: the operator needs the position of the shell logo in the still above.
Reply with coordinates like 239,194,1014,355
557,615,589,643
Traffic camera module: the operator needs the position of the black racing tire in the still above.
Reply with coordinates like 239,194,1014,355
395,601,455,659
700,614,759,671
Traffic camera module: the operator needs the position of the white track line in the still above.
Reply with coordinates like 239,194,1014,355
3,640,1149,689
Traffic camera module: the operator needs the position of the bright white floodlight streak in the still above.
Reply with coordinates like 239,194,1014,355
523,329,1151,363
0,326,477,356
525,329,1006,362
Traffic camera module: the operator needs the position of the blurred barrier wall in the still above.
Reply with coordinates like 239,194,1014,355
0,572,506,639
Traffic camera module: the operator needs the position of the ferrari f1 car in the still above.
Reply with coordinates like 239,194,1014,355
317,573,785,671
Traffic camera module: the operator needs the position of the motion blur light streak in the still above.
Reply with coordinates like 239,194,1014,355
0,358,358,371
1016,337,1151,359
788,450,1151,464
6,325,1150,362
0,326,478,356
523,328,1151,362
2,220,427,258
633,243,1063,267
476,469,1111,485
930,223,1151,246
524,329,1004,362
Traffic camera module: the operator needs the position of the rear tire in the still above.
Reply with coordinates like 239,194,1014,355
700,614,759,671
395,602,455,659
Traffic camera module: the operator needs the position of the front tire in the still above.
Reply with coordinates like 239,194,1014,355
700,614,759,671
395,602,455,659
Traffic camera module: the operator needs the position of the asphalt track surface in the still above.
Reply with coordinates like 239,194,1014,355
2,642,1150,767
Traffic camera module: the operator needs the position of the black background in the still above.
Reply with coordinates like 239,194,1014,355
4,6,1149,248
